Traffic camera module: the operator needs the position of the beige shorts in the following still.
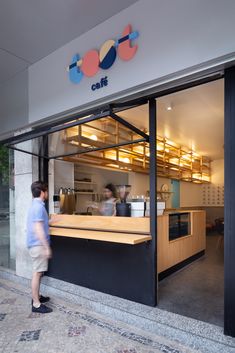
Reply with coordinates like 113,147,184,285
29,246,48,273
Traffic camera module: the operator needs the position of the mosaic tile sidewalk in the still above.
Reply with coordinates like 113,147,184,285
0,278,200,353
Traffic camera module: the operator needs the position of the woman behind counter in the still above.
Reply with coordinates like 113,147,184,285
99,183,117,216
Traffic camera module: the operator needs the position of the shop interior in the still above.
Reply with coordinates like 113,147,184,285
48,79,224,326
155,79,224,327
4,78,224,326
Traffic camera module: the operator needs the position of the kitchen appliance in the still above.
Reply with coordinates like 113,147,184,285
116,185,131,217
53,194,60,213
130,196,146,217
59,187,76,214
145,200,165,216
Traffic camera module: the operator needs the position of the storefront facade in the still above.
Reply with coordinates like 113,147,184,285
1,0,235,337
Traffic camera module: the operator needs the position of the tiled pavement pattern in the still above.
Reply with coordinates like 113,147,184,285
0,278,200,353
1,298,16,305
19,329,41,342
0,313,6,321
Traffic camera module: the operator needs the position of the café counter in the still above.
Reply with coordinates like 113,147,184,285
50,215,152,244
48,211,205,305
49,210,206,273
48,214,153,305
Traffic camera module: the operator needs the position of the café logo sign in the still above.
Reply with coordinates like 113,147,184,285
67,24,139,87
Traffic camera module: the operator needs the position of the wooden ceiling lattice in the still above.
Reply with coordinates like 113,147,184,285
63,118,211,183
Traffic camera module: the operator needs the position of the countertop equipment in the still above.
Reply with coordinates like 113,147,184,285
116,185,131,217
130,196,146,217
145,200,165,216
58,187,76,214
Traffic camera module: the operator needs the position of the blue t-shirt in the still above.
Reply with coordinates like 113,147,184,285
26,198,50,248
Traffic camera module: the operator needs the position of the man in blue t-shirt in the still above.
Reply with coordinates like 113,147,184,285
27,181,57,314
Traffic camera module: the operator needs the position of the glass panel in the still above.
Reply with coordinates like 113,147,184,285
50,116,146,158
65,141,150,174
7,114,147,160
0,146,15,269
7,136,45,158
118,104,149,134
169,212,190,241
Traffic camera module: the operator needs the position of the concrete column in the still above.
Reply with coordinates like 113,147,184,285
14,140,38,279
48,159,55,214
9,188,16,267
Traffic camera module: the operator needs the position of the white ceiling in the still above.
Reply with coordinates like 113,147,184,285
0,0,138,84
119,79,224,160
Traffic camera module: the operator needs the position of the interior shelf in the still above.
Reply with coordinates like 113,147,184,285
75,180,97,184
65,123,211,183
74,192,96,195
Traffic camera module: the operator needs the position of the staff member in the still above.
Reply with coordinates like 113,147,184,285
99,183,117,216
27,181,58,314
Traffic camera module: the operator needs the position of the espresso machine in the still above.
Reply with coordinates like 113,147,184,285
116,185,131,217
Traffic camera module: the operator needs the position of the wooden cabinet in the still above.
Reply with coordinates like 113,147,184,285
157,211,206,273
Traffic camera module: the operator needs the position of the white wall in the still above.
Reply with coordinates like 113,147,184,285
28,0,235,125
128,172,149,197
176,160,225,211
205,159,224,223
211,159,224,184
48,159,74,213
75,164,128,194
130,173,203,209
180,182,202,208
74,164,128,213
54,160,74,192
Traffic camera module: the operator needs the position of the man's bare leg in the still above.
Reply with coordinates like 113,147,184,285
32,272,42,307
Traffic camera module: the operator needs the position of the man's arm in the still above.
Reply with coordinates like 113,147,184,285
49,214,62,226
34,221,52,258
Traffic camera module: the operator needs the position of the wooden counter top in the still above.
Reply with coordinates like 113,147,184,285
164,209,204,214
50,215,150,234
50,215,151,245
50,227,152,245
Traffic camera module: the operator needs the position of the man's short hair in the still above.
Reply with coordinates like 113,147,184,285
31,181,48,198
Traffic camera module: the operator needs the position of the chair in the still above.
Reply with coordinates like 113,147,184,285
215,218,224,249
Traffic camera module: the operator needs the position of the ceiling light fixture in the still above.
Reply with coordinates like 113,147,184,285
123,157,130,164
90,134,98,141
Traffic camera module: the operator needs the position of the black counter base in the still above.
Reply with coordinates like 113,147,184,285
48,235,156,306
158,250,205,281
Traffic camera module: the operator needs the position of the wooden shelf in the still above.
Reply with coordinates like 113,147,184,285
75,180,96,184
64,123,211,183
74,192,96,195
